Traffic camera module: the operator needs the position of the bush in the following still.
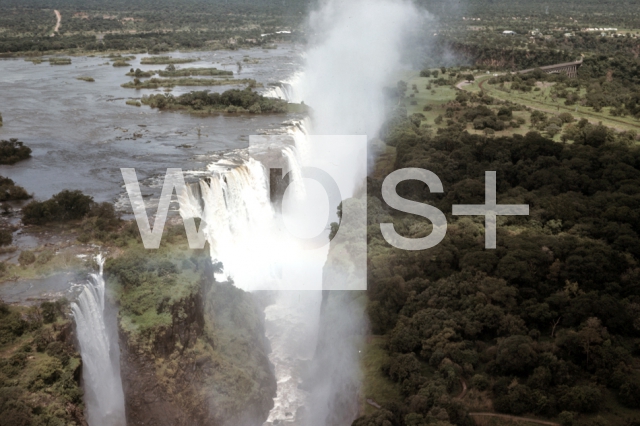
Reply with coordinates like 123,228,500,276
18,250,35,266
36,249,54,264
558,112,575,123
559,411,575,426
0,139,31,165
0,176,30,201
618,379,640,408
22,190,94,225
471,374,490,391
0,230,12,246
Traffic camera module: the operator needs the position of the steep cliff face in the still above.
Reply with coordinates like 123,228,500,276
304,198,368,426
107,242,276,426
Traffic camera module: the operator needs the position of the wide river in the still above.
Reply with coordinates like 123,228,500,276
0,45,317,426
0,46,302,206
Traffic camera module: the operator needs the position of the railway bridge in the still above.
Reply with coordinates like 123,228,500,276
517,57,583,78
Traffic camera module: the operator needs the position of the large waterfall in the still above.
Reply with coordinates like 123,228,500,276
71,255,127,426
176,1,424,423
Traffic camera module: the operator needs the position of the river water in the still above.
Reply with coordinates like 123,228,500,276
0,45,325,426
0,46,302,204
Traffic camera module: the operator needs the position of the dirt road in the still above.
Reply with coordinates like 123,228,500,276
53,10,61,34
469,412,560,426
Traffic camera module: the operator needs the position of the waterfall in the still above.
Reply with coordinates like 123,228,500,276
264,74,302,103
71,255,126,426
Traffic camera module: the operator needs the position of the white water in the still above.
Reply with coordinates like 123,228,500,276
264,73,303,103
71,255,126,426
177,0,426,423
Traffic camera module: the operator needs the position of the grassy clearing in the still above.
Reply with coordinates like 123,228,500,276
400,70,459,125
474,75,640,132
360,335,403,415
398,70,526,138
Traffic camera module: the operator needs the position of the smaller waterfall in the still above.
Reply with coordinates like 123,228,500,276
264,74,303,103
71,255,126,426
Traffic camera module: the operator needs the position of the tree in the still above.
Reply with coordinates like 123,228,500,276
545,123,561,138
465,74,475,82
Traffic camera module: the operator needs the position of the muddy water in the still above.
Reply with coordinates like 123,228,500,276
0,46,302,204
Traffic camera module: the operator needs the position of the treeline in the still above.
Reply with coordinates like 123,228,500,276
356,107,640,425
0,0,307,53
142,88,287,113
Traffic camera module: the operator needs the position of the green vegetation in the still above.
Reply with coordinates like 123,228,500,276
75,76,94,82
112,59,131,67
121,77,255,89
106,228,276,425
18,250,36,266
126,99,141,107
0,176,30,202
140,56,196,65
126,68,155,77
157,67,233,77
356,93,640,425
0,139,32,165
48,57,71,65
22,190,93,225
0,0,303,54
0,299,85,426
22,190,123,245
141,87,287,114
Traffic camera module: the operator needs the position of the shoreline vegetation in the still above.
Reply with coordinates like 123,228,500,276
125,67,234,78
158,67,233,77
25,57,71,65
140,56,197,65
112,60,131,67
121,77,256,88
75,76,94,82
0,139,32,165
141,88,287,113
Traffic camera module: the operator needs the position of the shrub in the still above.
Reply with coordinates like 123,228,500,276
0,139,31,165
22,190,94,225
36,249,54,265
0,230,11,246
558,411,575,426
471,374,490,391
0,176,30,201
18,250,35,266
618,379,640,408
558,112,575,123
